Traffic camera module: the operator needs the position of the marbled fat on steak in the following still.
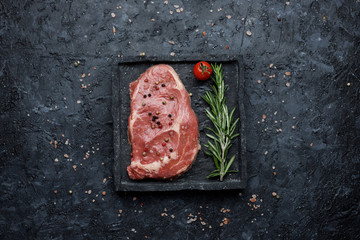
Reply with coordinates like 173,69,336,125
127,64,200,180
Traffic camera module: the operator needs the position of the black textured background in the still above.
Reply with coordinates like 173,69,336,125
1,0,359,239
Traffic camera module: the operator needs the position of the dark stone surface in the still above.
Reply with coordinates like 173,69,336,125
0,0,359,239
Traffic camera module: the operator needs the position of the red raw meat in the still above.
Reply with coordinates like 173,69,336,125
127,64,200,180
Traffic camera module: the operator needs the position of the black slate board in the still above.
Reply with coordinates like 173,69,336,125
112,55,246,191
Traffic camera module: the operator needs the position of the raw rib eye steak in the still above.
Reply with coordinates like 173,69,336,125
127,64,200,180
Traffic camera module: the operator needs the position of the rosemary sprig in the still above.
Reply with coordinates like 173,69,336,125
202,63,239,181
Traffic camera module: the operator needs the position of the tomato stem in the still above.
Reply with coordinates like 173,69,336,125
200,63,211,75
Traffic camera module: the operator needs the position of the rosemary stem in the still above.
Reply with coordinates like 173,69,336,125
220,144,225,181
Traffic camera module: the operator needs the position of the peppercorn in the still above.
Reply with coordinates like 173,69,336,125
162,101,166,105
169,148,173,152
151,125,155,129
142,102,146,106
159,125,163,129
156,111,160,115
155,81,159,85
169,122,172,125
148,112,152,116
144,147,148,151
148,94,151,97
143,95,147,98
155,86,159,90
157,121,160,125
144,79,148,82
142,152,146,156
160,157,164,161
68,190,73,195
74,62,79,67
162,142,166,146
168,114,172,117
165,138,169,142
170,96,174,100
161,84,165,87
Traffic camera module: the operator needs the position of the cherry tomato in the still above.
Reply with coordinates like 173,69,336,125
193,61,212,81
